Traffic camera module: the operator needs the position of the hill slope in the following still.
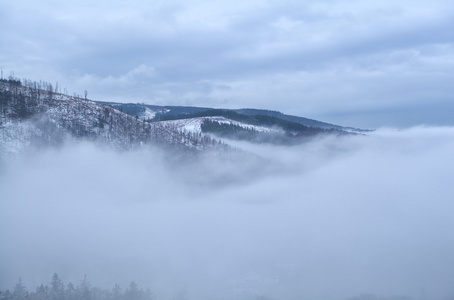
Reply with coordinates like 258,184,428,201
0,79,222,155
98,101,360,131
1,77,362,156
98,102,357,145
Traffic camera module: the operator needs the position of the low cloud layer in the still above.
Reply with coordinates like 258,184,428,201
1,127,454,300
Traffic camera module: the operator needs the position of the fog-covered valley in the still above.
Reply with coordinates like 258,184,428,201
1,126,454,300
3,0,454,297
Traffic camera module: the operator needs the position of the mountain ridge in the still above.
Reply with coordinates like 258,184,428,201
1,77,362,156
97,101,367,132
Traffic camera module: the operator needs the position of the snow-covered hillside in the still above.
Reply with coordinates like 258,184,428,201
0,77,357,157
160,116,281,135
0,80,223,156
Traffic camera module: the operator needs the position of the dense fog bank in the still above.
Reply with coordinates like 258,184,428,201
1,127,454,300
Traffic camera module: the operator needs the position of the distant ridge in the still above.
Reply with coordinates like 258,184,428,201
1,76,366,156
97,101,366,132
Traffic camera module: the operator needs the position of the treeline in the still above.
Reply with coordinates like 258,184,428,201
201,119,262,141
0,274,152,300
0,77,22,86
200,119,341,145
0,77,58,121
1,74,69,95
201,119,292,144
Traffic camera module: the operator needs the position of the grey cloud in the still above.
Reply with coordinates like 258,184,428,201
2,0,454,128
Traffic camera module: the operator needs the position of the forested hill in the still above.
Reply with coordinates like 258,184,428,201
98,101,361,131
0,78,223,155
95,102,362,145
154,108,340,133
1,76,364,155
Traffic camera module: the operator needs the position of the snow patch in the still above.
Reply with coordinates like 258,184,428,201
158,116,280,134
139,107,156,120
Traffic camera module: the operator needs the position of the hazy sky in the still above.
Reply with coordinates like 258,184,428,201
1,0,454,128
1,127,454,300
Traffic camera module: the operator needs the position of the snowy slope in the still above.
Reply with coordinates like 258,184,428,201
0,78,357,157
0,120,36,155
159,116,281,135
141,107,157,120
0,81,223,155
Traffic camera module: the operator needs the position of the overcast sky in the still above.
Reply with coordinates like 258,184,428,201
1,0,454,128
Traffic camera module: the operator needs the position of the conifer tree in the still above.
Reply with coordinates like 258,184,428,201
12,277,28,300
